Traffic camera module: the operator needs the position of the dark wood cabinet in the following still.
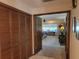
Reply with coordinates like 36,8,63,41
0,3,32,59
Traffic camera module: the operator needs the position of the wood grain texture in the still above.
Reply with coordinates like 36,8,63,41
0,5,11,59
25,14,32,57
0,2,32,59
19,13,28,59
10,11,20,59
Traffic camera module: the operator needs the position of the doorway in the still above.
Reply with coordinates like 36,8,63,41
30,11,70,59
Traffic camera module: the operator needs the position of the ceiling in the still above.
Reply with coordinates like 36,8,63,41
37,13,67,24
22,0,72,8
38,13,67,20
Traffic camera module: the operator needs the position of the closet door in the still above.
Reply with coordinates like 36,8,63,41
19,13,28,59
25,14,32,57
0,6,11,59
10,10,20,59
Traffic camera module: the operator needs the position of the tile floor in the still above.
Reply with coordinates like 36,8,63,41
29,36,66,59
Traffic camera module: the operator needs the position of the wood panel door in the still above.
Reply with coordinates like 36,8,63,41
10,10,20,59
0,2,32,59
25,14,32,57
0,6,11,59
34,17,42,54
19,13,28,59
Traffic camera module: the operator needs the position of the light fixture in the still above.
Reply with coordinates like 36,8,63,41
48,20,54,23
43,19,46,22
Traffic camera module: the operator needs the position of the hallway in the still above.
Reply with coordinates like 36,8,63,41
29,36,66,59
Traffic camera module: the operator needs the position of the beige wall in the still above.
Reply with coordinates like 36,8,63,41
70,0,79,59
0,0,33,14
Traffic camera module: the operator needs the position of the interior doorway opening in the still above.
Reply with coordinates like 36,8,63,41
30,11,70,59
37,13,67,59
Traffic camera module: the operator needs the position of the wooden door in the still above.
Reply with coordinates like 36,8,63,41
34,17,42,54
19,13,28,59
0,6,11,59
25,14,32,57
10,10,20,59
0,3,32,59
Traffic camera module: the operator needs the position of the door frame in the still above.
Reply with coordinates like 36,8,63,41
33,10,71,59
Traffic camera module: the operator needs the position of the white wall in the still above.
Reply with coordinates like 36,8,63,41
0,0,33,14
70,0,79,59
